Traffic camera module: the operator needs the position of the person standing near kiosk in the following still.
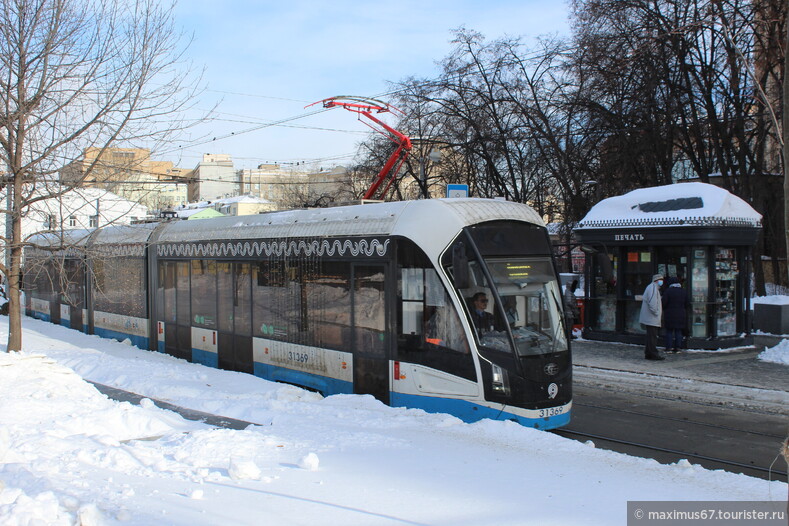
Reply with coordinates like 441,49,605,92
640,273,665,361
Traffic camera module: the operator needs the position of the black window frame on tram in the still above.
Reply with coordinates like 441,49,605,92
395,238,475,382
440,221,566,376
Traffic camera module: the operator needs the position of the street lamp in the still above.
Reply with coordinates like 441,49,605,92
419,149,442,199
583,180,600,203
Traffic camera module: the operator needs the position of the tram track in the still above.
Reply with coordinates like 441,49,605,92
572,399,786,440
552,427,788,481
560,379,789,482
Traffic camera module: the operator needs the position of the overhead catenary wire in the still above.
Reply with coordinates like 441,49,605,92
159,22,772,166
159,43,577,161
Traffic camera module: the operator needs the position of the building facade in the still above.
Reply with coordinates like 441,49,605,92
61,147,189,211
239,163,350,210
2,187,148,265
187,154,239,203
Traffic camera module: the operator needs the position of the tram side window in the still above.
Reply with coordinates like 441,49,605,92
176,261,190,326
305,261,351,352
93,256,146,318
22,258,38,297
396,239,474,381
234,263,253,336
46,260,61,302
253,260,304,343
25,257,52,301
160,261,177,324
354,265,386,356
191,260,217,329
217,262,233,333
217,262,252,335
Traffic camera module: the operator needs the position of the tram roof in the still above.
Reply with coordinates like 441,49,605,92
26,229,94,258
29,229,93,248
91,222,158,245
154,198,545,244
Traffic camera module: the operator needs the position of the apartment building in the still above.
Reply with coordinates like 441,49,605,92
239,163,350,210
61,147,189,211
187,154,239,203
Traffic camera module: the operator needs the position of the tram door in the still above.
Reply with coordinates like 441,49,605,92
161,261,192,361
352,264,389,404
216,262,253,374
64,259,84,333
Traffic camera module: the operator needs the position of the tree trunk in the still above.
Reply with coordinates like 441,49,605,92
785,12,789,287
6,177,23,351
6,177,22,352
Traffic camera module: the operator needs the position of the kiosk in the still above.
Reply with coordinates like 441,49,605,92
574,182,761,349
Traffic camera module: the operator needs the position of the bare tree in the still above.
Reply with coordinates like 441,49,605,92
0,0,199,351
784,0,789,288
386,30,595,225
570,0,786,293
354,3,785,287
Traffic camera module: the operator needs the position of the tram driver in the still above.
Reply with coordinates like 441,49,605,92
470,292,495,335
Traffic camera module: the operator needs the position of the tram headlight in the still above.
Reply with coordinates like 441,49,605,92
491,364,511,396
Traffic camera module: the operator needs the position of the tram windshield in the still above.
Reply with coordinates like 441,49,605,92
469,258,567,357
472,258,567,356
443,222,568,361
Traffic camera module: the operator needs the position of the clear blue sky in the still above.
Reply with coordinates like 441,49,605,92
168,1,570,170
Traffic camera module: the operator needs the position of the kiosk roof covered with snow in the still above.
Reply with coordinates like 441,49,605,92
577,182,761,230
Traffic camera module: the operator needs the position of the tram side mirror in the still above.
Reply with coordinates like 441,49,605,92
452,242,470,289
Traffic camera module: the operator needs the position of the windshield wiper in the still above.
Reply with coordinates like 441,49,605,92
548,289,567,355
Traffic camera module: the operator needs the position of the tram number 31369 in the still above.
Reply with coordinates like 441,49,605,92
288,351,309,364
539,407,564,418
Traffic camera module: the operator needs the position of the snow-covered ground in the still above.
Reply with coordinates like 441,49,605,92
759,339,789,366
753,295,789,361
1,316,787,525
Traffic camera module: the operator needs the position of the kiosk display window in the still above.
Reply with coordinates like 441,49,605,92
592,250,618,331
624,250,651,334
690,248,708,338
715,247,738,336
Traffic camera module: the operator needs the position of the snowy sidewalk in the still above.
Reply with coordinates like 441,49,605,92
572,339,789,415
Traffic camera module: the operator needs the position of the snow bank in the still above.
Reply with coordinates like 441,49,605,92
758,339,789,366
0,316,785,525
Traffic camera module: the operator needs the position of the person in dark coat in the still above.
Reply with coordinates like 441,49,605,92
662,277,689,353
470,292,495,335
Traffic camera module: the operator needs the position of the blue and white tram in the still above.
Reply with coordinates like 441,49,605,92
24,199,571,429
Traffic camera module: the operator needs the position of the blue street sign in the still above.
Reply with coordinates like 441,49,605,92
446,184,469,198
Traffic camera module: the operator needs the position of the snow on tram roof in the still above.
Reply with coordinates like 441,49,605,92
155,198,545,243
577,182,762,229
